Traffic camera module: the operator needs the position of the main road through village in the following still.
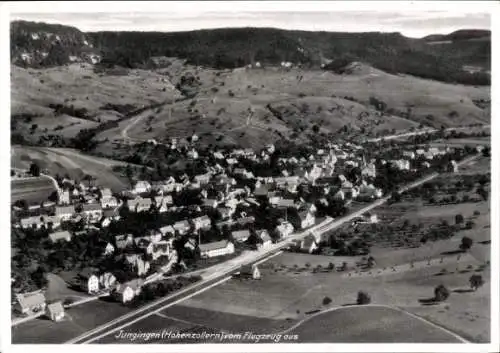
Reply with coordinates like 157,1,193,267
65,153,480,344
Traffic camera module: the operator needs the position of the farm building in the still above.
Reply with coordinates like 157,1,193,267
300,234,318,254
55,205,76,221
133,181,151,194
46,301,65,322
199,240,235,258
15,291,46,315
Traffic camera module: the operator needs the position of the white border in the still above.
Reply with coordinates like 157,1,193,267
1,1,498,353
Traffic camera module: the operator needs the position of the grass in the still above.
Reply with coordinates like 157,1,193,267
13,62,490,151
11,145,131,191
11,175,56,204
289,306,463,342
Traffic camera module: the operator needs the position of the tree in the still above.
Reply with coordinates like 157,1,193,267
29,163,40,177
327,262,335,271
322,296,332,305
469,274,484,291
434,284,450,302
460,236,473,252
455,214,464,225
356,291,371,305
305,262,311,269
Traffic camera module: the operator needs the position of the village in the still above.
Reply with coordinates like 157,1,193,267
10,132,484,324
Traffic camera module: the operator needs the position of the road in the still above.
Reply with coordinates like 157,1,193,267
65,154,481,344
365,125,490,143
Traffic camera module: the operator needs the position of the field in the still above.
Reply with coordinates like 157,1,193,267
11,145,131,191
11,63,180,140
11,175,56,204
12,61,490,150
288,305,463,342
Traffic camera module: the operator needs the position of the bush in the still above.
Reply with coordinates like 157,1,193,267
460,236,473,252
434,284,450,302
356,291,371,305
322,296,332,305
469,274,484,291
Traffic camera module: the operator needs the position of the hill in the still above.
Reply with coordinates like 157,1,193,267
11,21,490,86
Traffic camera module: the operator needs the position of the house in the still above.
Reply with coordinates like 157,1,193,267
218,207,234,220
334,190,345,201
403,151,416,159
100,195,119,209
82,203,103,222
184,238,197,251
152,241,171,260
448,160,459,173
194,173,211,185
192,215,212,231
15,291,46,315
231,229,251,242
307,164,323,183
127,197,152,213
159,225,175,237
300,234,318,254
298,211,315,229
173,220,191,235
236,216,255,226
239,264,261,280
254,185,270,198
115,234,134,249
77,268,100,294
135,237,154,255
275,198,297,209
55,205,75,221
20,216,44,229
390,159,410,171
125,254,151,276
422,161,431,168
199,240,235,258
103,242,115,256
49,230,72,243
361,163,377,178
99,272,117,291
101,208,121,227
113,279,144,304
256,229,272,248
202,198,218,209
133,181,151,194
46,301,65,322
275,221,294,238
213,151,225,160
187,149,199,159
57,189,71,205
154,196,169,213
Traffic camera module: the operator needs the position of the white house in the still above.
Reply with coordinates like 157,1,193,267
113,279,144,304
192,215,212,231
199,240,235,258
127,197,152,213
49,230,72,243
276,221,294,238
99,272,117,290
173,220,191,235
256,229,272,248
133,181,151,194
100,195,119,209
77,269,100,294
298,211,315,229
300,234,318,254
82,204,103,223
55,205,75,222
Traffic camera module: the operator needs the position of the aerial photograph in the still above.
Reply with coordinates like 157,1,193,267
6,1,495,350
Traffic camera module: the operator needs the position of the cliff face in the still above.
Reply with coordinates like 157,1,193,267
10,20,100,67
10,21,490,85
